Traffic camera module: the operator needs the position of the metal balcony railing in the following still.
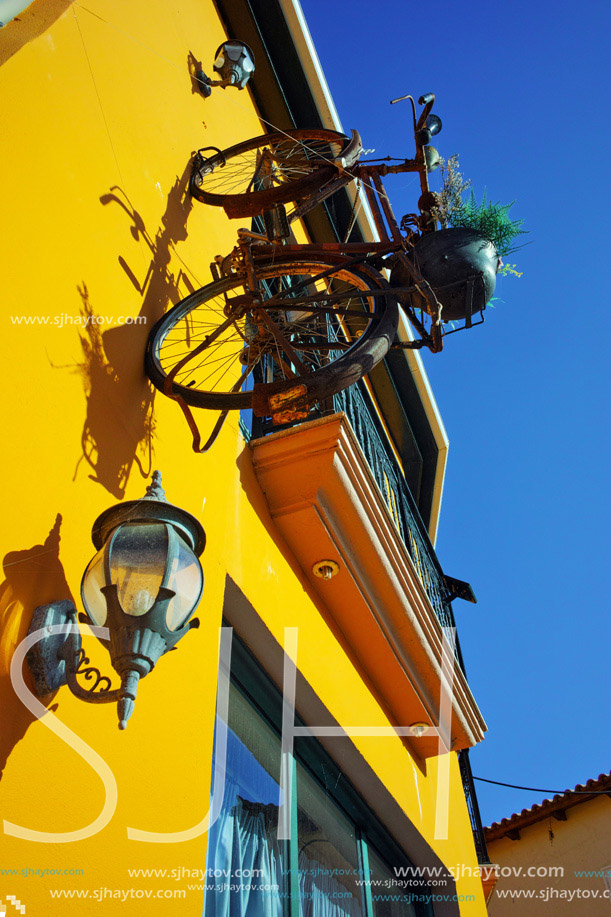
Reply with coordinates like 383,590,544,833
458,749,491,865
333,385,491,867
331,383,456,631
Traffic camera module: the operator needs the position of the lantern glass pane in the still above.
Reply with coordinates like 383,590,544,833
165,533,203,631
81,547,108,626
223,42,242,61
110,522,169,617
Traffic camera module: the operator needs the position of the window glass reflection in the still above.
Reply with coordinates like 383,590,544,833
296,759,364,917
203,684,285,917
368,846,417,917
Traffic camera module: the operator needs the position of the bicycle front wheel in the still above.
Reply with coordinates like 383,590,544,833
189,129,350,217
145,257,398,413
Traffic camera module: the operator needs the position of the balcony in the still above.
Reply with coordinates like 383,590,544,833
248,382,486,760
332,383,453,629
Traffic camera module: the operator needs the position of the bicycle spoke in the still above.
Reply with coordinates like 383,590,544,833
148,256,392,409
272,338,297,381
254,308,309,374
172,346,245,381
194,134,347,198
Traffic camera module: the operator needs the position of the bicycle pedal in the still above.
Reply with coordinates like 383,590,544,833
263,204,290,241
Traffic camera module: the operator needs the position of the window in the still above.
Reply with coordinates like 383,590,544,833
203,633,432,917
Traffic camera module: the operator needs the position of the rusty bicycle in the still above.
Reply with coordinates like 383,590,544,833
145,93,501,431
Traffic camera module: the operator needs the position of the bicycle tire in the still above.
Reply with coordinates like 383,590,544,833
145,257,398,412
189,129,350,216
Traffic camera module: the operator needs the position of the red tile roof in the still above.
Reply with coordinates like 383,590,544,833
484,772,611,842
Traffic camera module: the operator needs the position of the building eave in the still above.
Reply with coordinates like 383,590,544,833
485,772,611,842
277,0,449,544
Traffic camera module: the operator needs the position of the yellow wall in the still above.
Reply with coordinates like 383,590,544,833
0,2,486,914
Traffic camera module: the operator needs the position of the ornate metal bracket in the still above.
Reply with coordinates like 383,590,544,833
26,601,121,703
62,646,122,705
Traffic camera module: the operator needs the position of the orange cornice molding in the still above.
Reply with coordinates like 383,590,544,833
250,413,486,759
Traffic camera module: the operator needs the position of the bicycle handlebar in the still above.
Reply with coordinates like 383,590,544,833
387,92,438,199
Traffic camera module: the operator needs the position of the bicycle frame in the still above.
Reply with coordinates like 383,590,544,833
211,93,457,352
149,93,493,450
236,235,444,356
223,93,435,231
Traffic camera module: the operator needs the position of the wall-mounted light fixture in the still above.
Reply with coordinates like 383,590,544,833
312,560,340,581
26,472,205,730
195,41,255,98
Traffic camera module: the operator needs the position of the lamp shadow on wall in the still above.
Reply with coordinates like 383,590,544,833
187,51,205,95
0,514,73,779
74,165,196,499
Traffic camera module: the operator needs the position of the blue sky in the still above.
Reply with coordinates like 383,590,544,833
300,0,610,825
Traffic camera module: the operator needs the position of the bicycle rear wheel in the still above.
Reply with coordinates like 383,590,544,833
189,130,350,217
145,257,398,413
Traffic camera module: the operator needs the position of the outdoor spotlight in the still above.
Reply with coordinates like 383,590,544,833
425,113,442,136
195,40,255,98
409,723,430,738
423,146,440,172
26,472,205,730
388,90,442,180
312,560,340,581
416,114,443,146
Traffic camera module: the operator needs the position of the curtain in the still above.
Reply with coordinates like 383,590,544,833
298,852,363,917
203,718,284,917
205,795,284,917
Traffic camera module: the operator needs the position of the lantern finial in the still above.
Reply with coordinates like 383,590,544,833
144,470,166,502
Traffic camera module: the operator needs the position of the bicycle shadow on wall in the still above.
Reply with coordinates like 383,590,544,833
0,515,72,779
74,165,197,499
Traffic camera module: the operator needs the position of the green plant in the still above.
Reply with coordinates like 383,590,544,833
497,263,523,278
432,155,525,258
452,191,524,256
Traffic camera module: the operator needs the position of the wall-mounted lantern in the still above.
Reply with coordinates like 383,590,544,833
195,40,255,98
26,472,205,730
